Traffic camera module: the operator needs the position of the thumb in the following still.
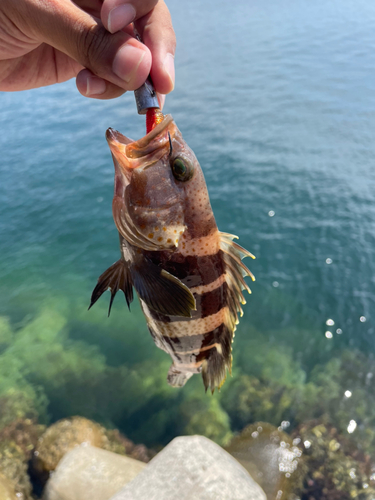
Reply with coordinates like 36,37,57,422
22,0,151,92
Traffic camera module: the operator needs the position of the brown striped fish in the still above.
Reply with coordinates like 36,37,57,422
90,111,255,392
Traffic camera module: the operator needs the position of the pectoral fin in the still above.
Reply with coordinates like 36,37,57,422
131,258,196,318
89,259,133,316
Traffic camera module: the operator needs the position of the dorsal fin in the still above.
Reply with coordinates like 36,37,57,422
220,232,255,319
195,232,256,393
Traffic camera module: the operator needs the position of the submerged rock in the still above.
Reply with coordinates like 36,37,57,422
0,418,45,500
43,444,145,500
0,473,17,500
0,392,45,433
33,417,107,473
104,429,155,463
111,435,266,500
0,418,45,458
0,441,32,500
33,416,154,476
30,416,155,495
291,419,375,500
225,422,305,500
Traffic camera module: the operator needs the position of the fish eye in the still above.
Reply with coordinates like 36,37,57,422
171,157,194,182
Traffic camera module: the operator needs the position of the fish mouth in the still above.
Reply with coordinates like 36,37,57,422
106,128,133,148
106,115,176,171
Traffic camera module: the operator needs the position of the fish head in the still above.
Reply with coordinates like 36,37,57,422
106,115,211,251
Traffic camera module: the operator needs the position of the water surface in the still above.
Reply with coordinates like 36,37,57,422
0,0,375,450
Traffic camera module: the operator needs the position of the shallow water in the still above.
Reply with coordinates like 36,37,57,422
1,0,375,457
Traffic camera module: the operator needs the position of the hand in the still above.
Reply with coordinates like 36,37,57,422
0,0,175,102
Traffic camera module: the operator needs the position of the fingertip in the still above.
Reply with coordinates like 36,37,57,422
76,69,102,96
157,92,166,110
76,69,126,100
150,52,175,95
163,53,175,92
112,41,152,90
103,3,136,34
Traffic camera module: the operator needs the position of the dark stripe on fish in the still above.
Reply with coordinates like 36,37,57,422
163,323,230,358
147,250,226,288
147,281,228,323
163,323,232,373
163,327,217,352
197,323,232,362
183,214,217,238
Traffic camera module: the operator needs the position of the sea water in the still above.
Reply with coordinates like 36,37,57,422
0,0,374,451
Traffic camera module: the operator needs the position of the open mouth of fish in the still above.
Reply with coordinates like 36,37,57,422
106,115,176,172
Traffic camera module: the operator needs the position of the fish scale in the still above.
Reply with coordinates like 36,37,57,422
90,107,255,392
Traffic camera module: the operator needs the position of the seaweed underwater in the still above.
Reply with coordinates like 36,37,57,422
1,301,375,498
1,111,374,500
2,10,375,495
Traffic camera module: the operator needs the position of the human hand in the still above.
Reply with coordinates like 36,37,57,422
0,0,175,102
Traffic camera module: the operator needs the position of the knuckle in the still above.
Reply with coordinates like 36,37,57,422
78,23,112,72
133,0,159,16
144,21,176,51
165,25,176,51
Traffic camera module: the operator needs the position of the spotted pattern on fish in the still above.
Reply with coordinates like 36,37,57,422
141,230,254,391
90,114,255,392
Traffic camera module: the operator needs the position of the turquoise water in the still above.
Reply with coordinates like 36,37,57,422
1,0,375,451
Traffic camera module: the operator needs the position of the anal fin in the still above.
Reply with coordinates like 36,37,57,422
167,364,194,388
89,259,133,316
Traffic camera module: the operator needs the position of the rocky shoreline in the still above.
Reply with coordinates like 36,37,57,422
1,415,375,500
2,311,375,499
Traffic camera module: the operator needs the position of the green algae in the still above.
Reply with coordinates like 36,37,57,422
291,420,375,500
179,390,232,446
0,317,12,354
225,422,305,500
0,417,45,500
1,301,375,488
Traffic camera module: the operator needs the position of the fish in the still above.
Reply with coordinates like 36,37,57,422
90,110,255,392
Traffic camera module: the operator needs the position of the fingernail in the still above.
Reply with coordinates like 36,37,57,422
157,93,165,110
113,44,145,83
163,53,175,91
107,3,136,34
86,75,106,96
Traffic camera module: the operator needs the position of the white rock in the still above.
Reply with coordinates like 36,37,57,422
110,435,266,500
43,444,145,500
